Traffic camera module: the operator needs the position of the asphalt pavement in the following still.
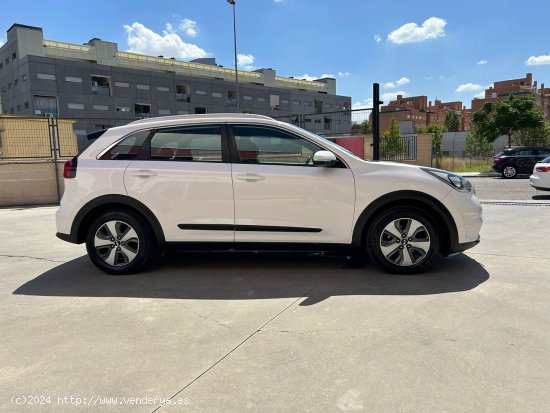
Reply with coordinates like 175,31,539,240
1,197,550,412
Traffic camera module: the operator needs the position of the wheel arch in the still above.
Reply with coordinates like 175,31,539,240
70,195,165,246
352,190,458,256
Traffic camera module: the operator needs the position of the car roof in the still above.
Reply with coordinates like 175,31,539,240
129,113,274,126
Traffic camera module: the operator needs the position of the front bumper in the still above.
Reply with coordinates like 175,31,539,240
447,236,480,255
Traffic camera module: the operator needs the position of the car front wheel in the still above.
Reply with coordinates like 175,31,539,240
366,207,439,274
85,210,157,275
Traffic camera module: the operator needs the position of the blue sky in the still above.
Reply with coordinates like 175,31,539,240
2,0,550,109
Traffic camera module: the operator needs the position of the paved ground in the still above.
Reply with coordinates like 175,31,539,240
1,201,549,413
467,175,550,201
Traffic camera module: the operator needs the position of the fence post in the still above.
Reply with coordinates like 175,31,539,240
49,116,62,203
372,83,381,160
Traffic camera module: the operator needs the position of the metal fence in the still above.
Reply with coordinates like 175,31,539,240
275,108,372,136
380,134,417,161
0,116,78,159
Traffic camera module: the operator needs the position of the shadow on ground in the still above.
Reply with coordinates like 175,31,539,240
532,194,550,200
13,252,489,306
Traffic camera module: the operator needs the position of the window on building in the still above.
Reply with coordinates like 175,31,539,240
10,107,14,114
257,97,266,102
136,84,150,90
176,84,190,102
228,90,236,106
37,73,55,81
212,92,223,98
156,86,170,92
232,125,323,166
16,105,21,112
12,52,16,60
22,73,27,82
68,103,85,110
65,76,83,83
134,103,151,119
281,99,289,105
7,83,11,90
150,125,222,162
34,96,58,116
243,96,253,101
115,81,129,88
195,107,207,114
14,79,18,86
24,102,29,109
195,90,207,95
293,100,301,106
0,62,3,70
270,95,280,110
315,100,323,114
177,110,190,115
101,130,150,160
5,58,9,65
95,124,113,131
116,106,131,113
93,105,109,111
91,75,111,96
1,86,6,93
324,117,332,130
158,109,171,115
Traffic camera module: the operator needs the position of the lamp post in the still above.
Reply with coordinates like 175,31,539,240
227,0,239,109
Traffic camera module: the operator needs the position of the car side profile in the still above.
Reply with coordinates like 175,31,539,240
492,146,550,178
56,114,482,275
530,155,550,191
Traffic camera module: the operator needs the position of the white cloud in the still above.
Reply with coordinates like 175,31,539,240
237,53,256,70
374,34,381,43
456,83,484,92
320,73,335,79
473,91,485,99
179,19,198,38
0,37,5,47
352,98,374,110
383,82,395,89
525,55,550,66
338,71,350,77
381,91,407,103
297,73,334,81
477,59,488,65
388,17,446,44
124,22,209,59
396,77,410,86
274,0,284,2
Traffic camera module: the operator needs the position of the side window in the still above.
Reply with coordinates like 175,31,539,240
101,130,150,160
539,149,550,156
233,125,323,166
516,149,534,156
150,125,222,162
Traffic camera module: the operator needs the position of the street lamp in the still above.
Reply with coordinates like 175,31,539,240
227,0,239,109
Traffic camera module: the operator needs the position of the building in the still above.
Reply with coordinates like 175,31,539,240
0,24,351,146
471,73,550,120
379,95,471,133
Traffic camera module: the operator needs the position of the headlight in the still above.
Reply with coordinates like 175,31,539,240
421,167,473,192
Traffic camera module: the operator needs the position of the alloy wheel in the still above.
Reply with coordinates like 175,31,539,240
503,166,517,178
379,218,431,267
94,220,140,266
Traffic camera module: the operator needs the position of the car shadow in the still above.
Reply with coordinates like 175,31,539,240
13,252,489,306
532,194,550,200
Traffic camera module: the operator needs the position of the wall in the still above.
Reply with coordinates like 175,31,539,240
0,159,64,206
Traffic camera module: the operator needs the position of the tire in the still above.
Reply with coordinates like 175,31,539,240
366,207,439,274
85,210,158,275
501,165,518,179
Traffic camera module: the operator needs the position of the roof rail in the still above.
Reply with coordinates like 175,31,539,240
130,113,273,125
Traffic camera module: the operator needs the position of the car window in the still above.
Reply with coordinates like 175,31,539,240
542,156,550,163
232,125,323,166
100,130,150,160
516,149,534,156
538,149,550,156
150,125,222,162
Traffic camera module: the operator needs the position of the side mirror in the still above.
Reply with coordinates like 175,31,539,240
313,150,337,167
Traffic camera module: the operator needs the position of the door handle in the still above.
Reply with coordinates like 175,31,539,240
129,169,158,178
236,173,265,181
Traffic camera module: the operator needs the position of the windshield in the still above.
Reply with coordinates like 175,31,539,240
282,123,366,161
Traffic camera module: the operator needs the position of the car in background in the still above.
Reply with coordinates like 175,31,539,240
492,146,550,178
56,114,482,275
530,155,550,191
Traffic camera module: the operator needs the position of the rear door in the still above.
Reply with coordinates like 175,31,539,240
229,124,355,244
124,124,234,242
515,149,538,173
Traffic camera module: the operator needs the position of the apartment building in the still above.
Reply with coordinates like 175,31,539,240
0,24,351,146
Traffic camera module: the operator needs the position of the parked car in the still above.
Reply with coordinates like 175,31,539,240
492,146,550,178
56,114,482,275
530,155,550,191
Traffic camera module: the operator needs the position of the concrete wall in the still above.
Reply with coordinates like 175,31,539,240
0,160,64,206
443,131,509,157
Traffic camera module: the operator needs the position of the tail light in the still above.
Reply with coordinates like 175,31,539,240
536,166,550,172
63,157,78,178
493,156,503,163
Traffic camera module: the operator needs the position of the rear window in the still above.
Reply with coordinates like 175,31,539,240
101,130,150,160
496,150,513,156
542,156,550,163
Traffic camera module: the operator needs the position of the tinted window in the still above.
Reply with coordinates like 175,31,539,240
542,156,550,163
516,149,535,156
538,149,550,156
101,130,150,160
150,125,222,162
233,125,323,166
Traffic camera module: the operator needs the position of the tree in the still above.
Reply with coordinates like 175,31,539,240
359,119,371,134
380,118,404,160
444,111,460,132
465,132,493,159
417,124,445,167
472,95,545,147
512,122,550,147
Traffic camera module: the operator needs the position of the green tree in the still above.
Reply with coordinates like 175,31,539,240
380,118,404,160
472,95,545,147
444,111,460,132
359,119,371,134
512,121,550,147
418,124,445,167
465,132,493,159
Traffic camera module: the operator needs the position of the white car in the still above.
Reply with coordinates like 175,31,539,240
56,114,482,275
530,156,550,191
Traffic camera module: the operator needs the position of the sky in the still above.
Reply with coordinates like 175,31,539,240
1,0,550,110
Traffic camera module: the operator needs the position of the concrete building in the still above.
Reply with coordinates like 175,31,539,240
0,24,351,146
471,73,550,120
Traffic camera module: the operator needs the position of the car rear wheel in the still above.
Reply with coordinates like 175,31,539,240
502,165,518,179
366,207,439,274
85,210,158,275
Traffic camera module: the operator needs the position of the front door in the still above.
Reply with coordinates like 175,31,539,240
229,124,355,244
